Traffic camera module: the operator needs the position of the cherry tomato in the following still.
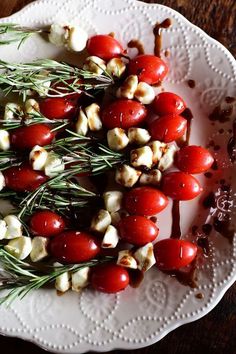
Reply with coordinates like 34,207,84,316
29,210,65,237
101,99,147,129
149,114,187,143
124,186,168,216
176,145,214,174
154,239,198,270
128,54,168,85
118,215,159,246
39,97,77,120
161,172,202,200
86,35,124,61
152,92,186,116
3,164,47,192
49,231,100,263
10,124,54,150
90,264,129,293
50,79,83,99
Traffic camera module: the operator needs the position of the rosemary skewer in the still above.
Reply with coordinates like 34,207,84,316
0,247,115,305
0,23,44,48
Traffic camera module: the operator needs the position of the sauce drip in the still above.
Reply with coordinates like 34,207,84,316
153,18,172,57
128,39,145,55
171,200,181,238
213,215,234,244
195,292,204,299
208,105,232,123
181,108,194,146
227,118,236,162
128,269,144,288
187,79,196,88
202,191,216,209
167,259,197,288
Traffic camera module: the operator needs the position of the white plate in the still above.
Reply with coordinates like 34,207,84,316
0,0,235,353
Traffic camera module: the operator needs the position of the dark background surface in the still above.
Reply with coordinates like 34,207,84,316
0,0,236,353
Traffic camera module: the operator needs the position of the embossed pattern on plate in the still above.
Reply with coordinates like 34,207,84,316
0,0,235,353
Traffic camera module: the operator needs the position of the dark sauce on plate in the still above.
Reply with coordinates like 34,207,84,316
128,39,145,55
153,18,172,57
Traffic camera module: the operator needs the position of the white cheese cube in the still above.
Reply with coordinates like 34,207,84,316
0,171,6,191
116,75,138,99
139,169,162,186
75,109,88,136
115,164,141,187
29,145,48,171
0,130,10,151
106,58,126,77
117,250,137,269
48,24,67,47
133,242,156,272
5,236,32,260
130,146,153,169
91,209,111,233
25,99,40,115
102,225,119,248
148,140,166,164
71,267,89,292
44,152,65,177
107,128,129,151
158,144,177,171
103,190,123,212
128,127,151,145
66,26,88,52
85,103,102,131
54,262,71,293
0,220,7,240
30,236,49,262
4,103,22,120
134,82,155,104
83,56,106,75
110,211,122,226
4,215,22,239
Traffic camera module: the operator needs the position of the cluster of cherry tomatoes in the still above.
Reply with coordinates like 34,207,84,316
2,33,215,294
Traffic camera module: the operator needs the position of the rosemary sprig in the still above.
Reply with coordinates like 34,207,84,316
0,247,115,305
0,59,113,100
0,23,43,48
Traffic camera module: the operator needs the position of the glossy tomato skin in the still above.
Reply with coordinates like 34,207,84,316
128,55,168,85
162,172,202,200
153,92,186,116
10,124,54,150
39,97,77,120
49,231,100,264
154,239,198,270
86,35,124,61
90,264,129,293
149,114,187,143
30,210,65,237
3,164,47,192
176,145,214,174
118,215,159,246
124,187,168,216
101,99,147,129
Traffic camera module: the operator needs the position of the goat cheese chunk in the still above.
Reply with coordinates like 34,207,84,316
102,225,119,248
134,82,155,104
148,140,166,164
5,236,32,260
106,58,126,77
91,209,111,233
49,23,87,52
4,215,22,239
133,242,156,272
139,169,162,186
107,128,129,151
130,146,153,169
117,250,137,269
128,127,151,145
0,171,6,191
103,190,123,212
25,99,40,116
71,267,90,292
0,130,10,151
30,236,49,262
158,144,177,171
75,109,88,136
0,220,7,240
115,164,141,187
44,152,65,177
110,211,122,226
54,262,71,293
85,103,102,131
4,103,22,120
116,75,138,99
83,56,106,75
29,145,48,171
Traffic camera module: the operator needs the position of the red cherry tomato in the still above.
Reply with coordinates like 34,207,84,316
49,231,100,263
10,124,54,150
152,92,186,116
29,210,65,237
154,239,198,270
90,264,129,293
86,35,124,61
128,55,168,85
118,215,159,246
50,79,83,99
124,186,168,216
3,164,47,192
162,172,202,200
176,145,214,174
39,97,77,120
148,114,187,143
101,99,147,129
